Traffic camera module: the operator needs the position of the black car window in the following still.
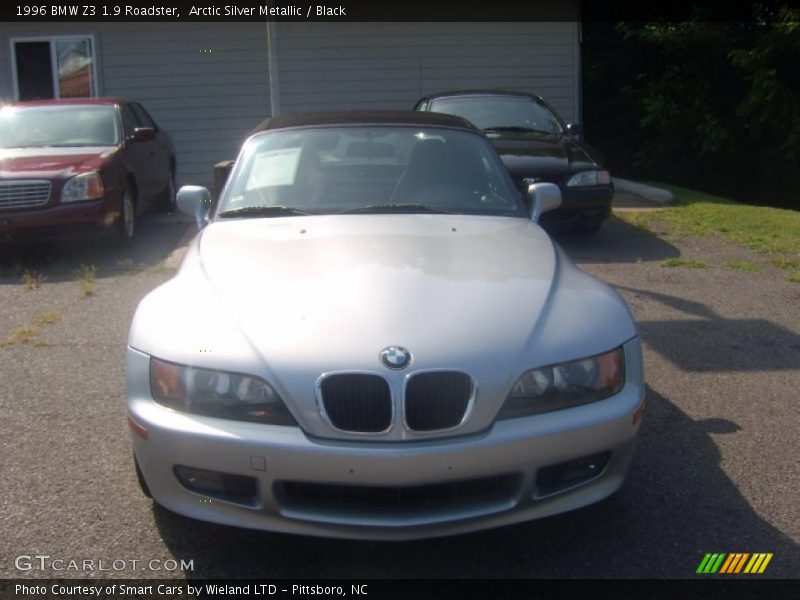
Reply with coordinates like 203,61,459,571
120,104,143,137
429,96,564,134
130,103,157,130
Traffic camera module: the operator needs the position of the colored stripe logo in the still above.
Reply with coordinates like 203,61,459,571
697,553,773,574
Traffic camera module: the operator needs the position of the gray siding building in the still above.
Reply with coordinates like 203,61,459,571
0,9,581,187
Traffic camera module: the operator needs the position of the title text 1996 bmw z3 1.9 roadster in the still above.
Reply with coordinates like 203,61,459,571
126,110,644,540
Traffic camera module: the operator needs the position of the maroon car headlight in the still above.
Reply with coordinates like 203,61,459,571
149,358,297,426
61,171,105,203
497,347,625,420
565,170,611,187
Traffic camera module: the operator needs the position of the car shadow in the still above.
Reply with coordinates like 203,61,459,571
616,285,800,372
151,383,799,578
0,212,193,285
551,214,680,264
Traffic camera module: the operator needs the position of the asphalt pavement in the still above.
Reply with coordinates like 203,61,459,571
1,210,798,579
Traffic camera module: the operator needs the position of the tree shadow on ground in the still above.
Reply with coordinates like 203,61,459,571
616,285,800,372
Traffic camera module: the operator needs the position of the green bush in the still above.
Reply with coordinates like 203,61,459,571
583,9,800,209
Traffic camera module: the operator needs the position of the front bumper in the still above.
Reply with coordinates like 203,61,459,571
0,198,118,241
127,341,644,540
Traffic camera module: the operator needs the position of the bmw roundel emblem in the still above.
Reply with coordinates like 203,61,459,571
380,346,412,370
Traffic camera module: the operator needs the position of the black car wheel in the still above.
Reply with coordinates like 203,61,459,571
116,183,136,246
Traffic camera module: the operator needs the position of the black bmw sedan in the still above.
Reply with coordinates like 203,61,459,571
415,90,612,233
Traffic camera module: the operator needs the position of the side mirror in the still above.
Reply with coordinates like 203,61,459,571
177,185,212,230
566,123,582,139
130,127,156,143
528,182,562,222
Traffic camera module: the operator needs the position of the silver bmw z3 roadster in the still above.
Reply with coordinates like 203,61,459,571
126,110,644,540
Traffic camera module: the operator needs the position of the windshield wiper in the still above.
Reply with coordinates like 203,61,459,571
218,206,316,218
341,203,455,215
483,126,552,135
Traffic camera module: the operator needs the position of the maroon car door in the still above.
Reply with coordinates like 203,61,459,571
131,102,171,194
119,103,155,207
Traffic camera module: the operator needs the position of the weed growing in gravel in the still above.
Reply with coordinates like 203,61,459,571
0,326,39,347
725,260,758,273
0,311,63,349
787,272,800,283
74,264,97,296
34,310,63,327
22,270,45,290
662,258,708,269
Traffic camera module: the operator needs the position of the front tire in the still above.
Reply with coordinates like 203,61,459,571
116,183,136,246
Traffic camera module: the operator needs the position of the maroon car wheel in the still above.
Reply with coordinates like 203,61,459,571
116,184,136,246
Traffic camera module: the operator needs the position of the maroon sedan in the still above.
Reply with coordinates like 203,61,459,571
0,98,175,245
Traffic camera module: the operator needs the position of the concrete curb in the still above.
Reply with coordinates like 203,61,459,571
613,178,675,204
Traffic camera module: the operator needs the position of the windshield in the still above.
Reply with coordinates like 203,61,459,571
0,105,120,148
218,126,524,217
428,96,564,135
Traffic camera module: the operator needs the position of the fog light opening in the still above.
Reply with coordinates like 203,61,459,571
536,451,611,497
173,465,258,506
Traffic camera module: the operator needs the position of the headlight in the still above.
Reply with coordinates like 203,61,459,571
497,347,624,420
565,170,611,187
61,171,105,203
150,358,297,426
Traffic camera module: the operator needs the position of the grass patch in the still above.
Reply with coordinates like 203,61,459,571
662,258,707,269
617,184,800,257
770,255,800,270
725,260,758,273
22,270,45,290
787,272,800,283
74,264,97,296
615,211,655,233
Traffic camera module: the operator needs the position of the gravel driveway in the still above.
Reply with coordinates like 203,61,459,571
1,209,797,579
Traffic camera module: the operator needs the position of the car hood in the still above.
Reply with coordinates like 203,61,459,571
130,214,637,439
0,146,114,179
196,214,556,372
485,132,600,184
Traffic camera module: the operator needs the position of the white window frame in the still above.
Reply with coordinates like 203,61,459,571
9,34,100,101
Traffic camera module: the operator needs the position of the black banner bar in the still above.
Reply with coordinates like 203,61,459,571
2,579,799,600
2,0,797,23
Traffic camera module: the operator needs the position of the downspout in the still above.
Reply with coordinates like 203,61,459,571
266,18,280,117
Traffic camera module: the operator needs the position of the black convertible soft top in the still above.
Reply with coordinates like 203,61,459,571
251,110,478,134
418,89,542,102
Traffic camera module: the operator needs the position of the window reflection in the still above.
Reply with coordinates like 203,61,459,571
56,38,95,98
